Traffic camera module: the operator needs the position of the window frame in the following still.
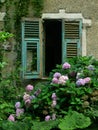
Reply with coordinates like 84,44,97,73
21,11,91,79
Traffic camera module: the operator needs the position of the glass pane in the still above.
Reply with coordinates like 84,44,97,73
26,43,37,72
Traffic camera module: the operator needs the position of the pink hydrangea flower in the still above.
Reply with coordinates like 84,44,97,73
51,100,57,108
52,93,57,100
23,93,30,101
45,115,51,121
62,62,71,69
58,79,66,85
84,77,91,84
26,84,34,91
16,108,24,117
25,98,31,105
53,72,61,79
76,78,85,86
52,77,59,84
60,75,69,81
15,102,21,109
58,75,68,85
8,114,15,121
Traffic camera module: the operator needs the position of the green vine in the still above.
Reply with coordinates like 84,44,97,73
32,0,44,17
4,0,11,32
4,0,44,39
2,0,44,82
14,0,30,41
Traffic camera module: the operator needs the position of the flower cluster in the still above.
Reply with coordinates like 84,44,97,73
52,62,91,87
7,56,98,124
23,85,41,107
52,72,69,85
51,63,71,85
62,62,71,69
76,77,91,86
45,93,57,121
51,93,57,108
8,84,41,121
8,102,24,121
15,101,24,117
8,114,15,122
23,93,31,106
26,84,34,92
16,108,24,117
45,113,56,121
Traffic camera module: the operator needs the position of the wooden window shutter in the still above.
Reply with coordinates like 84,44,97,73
21,19,41,79
62,20,82,62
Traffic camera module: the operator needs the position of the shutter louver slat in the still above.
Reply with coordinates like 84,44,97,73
65,21,79,39
67,43,77,58
27,43,37,49
24,21,39,38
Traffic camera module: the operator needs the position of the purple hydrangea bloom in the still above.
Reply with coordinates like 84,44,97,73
23,93,30,101
52,77,59,84
84,77,91,84
51,100,57,108
62,62,71,69
8,114,15,121
58,75,68,85
58,79,66,85
25,98,31,106
26,84,34,91
53,72,61,79
16,108,24,117
59,75,68,81
52,93,57,100
45,115,51,121
15,102,21,109
76,78,85,86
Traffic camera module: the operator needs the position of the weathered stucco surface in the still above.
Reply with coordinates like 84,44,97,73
43,0,98,58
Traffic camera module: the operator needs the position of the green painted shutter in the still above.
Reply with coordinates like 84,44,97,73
22,19,41,79
62,20,82,62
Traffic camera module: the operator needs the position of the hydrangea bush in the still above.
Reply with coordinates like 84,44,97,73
7,56,98,129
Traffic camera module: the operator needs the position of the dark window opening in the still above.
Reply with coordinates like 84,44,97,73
43,19,62,76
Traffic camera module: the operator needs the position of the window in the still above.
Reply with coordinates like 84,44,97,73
21,11,91,79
